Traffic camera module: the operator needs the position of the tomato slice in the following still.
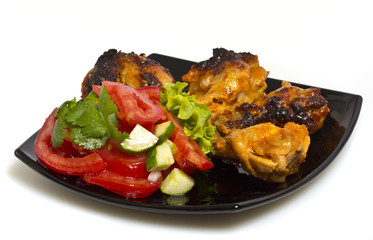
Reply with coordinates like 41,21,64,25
172,149,196,175
51,138,86,158
92,85,161,101
136,86,161,100
83,169,162,198
34,109,106,176
96,140,148,178
92,82,164,126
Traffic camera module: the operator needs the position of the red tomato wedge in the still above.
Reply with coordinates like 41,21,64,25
83,169,162,198
172,149,196,175
34,109,106,176
92,84,161,101
92,82,164,126
96,140,148,178
136,86,161,100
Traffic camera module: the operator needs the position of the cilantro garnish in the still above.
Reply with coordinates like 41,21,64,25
51,87,128,150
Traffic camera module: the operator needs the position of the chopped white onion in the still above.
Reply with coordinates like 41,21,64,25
148,171,162,183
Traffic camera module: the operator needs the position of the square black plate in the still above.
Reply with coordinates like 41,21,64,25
14,53,362,214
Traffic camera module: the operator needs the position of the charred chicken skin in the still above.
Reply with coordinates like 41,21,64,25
182,48,269,122
81,49,174,98
215,81,330,136
183,48,329,182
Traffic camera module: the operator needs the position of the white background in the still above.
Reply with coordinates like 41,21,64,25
1,0,372,239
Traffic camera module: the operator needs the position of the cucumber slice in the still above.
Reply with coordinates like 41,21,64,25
146,141,175,171
165,139,178,154
166,195,190,205
154,120,175,143
160,168,195,195
119,124,158,154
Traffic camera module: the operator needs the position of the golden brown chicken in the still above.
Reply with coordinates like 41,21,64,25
182,48,269,122
183,48,329,182
214,81,330,136
81,49,174,98
214,122,310,182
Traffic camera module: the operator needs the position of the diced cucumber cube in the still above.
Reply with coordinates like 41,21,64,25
154,120,175,143
160,168,195,195
165,139,178,154
146,141,175,171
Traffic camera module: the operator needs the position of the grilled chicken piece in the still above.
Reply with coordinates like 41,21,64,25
213,122,310,182
214,81,330,135
183,48,329,182
81,49,174,98
182,48,268,122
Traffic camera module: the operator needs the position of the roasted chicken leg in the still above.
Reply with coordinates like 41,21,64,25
213,122,310,182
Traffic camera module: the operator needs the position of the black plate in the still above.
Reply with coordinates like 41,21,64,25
14,54,362,214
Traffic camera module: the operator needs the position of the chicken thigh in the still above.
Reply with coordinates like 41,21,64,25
182,48,268,122
81,49,174,98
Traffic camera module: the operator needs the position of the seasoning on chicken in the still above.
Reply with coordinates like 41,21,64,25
214,81,330,135
182,48,268,122
183,48,329,182
81,49,175,98
214,122,310,182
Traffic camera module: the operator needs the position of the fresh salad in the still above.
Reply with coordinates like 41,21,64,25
34,81,215,198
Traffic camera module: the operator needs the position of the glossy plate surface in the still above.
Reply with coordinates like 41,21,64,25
14,54,362,214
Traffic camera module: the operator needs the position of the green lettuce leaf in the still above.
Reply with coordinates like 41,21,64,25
161,82,215,155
